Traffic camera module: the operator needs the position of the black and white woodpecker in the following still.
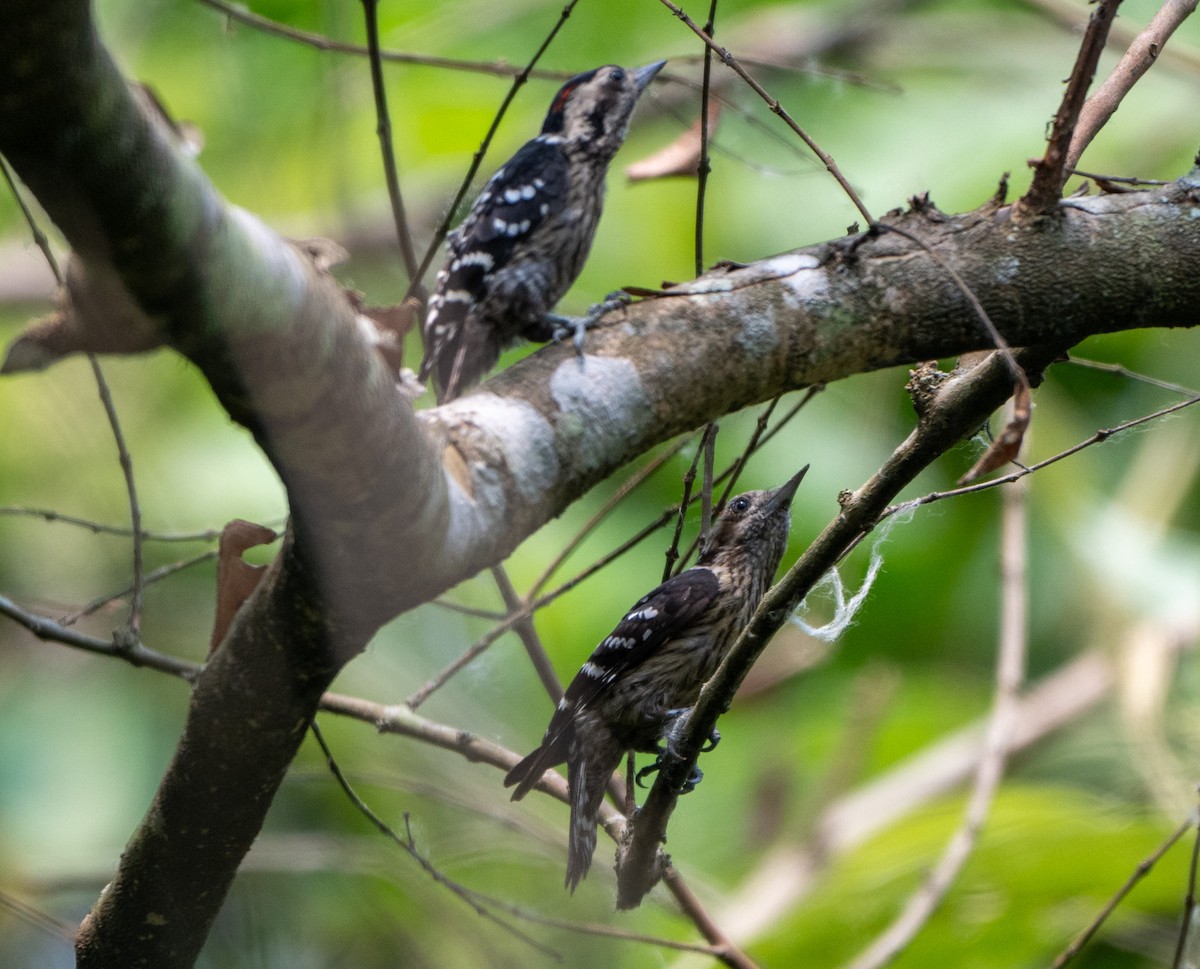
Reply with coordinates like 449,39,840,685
504,466,809,891
419,60,666,403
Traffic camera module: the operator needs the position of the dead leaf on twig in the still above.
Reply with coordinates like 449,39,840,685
210,519,278,654
958,381,1031,484
626,101,720,182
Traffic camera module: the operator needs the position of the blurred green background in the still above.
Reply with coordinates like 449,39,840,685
2,0,1199,966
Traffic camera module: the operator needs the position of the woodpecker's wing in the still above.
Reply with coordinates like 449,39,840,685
563,566,721,710
457,136,570,250
505,567,720,799
421,137,569,400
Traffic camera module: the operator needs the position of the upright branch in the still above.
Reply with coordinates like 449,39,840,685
1017,0,1123,218
1066,0,1199,172
360,0,421,289
655,0,874,226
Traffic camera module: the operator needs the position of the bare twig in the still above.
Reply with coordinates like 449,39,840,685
0,593,200,679
1067,0,1199,171
662,866,762,969
664,426,716,582
1017,0,1123,217
430,598,507,621
1172,804,1200,969
1021,0,1200,74
491,563,562,702
0,887,76,942
360,0,420,288
309,720,559,960
655,0,873,226
1068,355,1200,397
197,0,572,80
699,421,717,551
0,507,230,542
694,0,719,276
1051,809,1197,968
530,440,687,597
884,392,1200,517
60,550,220,626
842,473,1029,969
1,155,62,281
86,355,145,634
4,152,149,637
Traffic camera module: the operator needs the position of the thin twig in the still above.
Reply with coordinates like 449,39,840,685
430,597,508,621
5,127,147,636
60,550,220,626
883,392,1200,518
197,0,572,80
699,420,716,547
459,882,728,957
1065,167,1170,187
491,564,562,702
655,0,873,225
530,439,687,598
0,887,75,942
694,0,719,276
662,865,762,969
664,428,714,582
1051,809,1198,968
86,355,145,634
0,593,200,679
1,155,62,281
309,720,559,960
1172,804,1200,969
842,471,1029,969
360,0,420,288
1067,356,1200,397
0,507,230,542
407,0,581,299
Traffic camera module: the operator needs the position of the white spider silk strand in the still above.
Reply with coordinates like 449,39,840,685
792,503,916,642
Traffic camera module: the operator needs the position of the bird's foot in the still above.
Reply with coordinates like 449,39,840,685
541,291,631,364
632,709,718,794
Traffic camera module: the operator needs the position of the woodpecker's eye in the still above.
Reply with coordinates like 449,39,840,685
608,68,626,85
730,496,751,513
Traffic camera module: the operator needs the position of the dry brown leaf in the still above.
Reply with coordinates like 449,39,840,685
626,100,720,182
210,519,278,654
957,381,1032,484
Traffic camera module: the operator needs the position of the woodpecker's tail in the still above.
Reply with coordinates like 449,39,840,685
565,748,615,892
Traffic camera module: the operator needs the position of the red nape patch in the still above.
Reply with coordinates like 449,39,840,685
551,83,577,115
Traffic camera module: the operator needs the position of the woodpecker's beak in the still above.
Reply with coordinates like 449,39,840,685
765,465,809,513
633,60,667,94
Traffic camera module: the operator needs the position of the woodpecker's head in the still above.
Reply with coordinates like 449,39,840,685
699,466,809,571
541,60,665,157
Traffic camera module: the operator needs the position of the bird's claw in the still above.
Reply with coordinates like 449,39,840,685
632,709,717,794
635,757,704,795
543,292,630,365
